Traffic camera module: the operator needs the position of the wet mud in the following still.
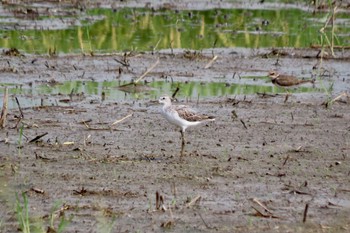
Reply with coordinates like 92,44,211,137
1,47,349,232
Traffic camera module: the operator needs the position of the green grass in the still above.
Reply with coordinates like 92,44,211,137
15,192,30,233
15,192,73,233
95,212,116,233
48,201,73,233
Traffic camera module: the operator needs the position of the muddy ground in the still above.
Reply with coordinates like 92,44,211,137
0,46,349,233
1,1,350,233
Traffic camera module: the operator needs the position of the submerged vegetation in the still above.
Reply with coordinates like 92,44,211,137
0,5,349,54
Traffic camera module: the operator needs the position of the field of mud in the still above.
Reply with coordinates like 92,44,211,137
1,0,350,233
0,47,349,232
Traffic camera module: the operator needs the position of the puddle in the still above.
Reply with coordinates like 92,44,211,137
0,79,318,109
0,7,349,54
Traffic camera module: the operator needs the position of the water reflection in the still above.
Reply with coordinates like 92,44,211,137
0,7,349,53
0,79,317,109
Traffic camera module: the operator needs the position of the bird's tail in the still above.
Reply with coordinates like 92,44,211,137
300,79,315,85
205,116,215,121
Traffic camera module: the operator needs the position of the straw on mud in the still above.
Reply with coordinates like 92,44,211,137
134,58,160,84
282,155,290,166
111,113,133,126
250,198,273,215
160,220,174,228
79,119,92,129
294,146,302,152
197,211,211,229
185,195,201,208
204,55,218,69
251,206,281,219
83,121,90,129
324,92,348,108
0,87,9,128
30,187,44,194
330,92,348,103
63,141,74,145
118,58,160,88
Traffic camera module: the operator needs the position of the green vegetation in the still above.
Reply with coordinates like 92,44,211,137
0,7,349,54
14,192,73,233
15,192,30,233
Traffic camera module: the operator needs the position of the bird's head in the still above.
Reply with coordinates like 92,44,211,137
159,95,172,104
268,71,280,80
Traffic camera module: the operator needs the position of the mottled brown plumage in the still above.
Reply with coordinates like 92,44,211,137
175,105,215,122
268,71,314,87
268,71,315,103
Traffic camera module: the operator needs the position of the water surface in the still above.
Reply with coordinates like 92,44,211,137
0,7,349,54
0,79,318,109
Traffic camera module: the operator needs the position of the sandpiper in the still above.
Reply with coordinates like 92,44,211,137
268,71,314,87
159,95,215,156
268,71,315,102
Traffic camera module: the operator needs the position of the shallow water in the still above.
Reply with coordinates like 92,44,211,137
0,79,318,109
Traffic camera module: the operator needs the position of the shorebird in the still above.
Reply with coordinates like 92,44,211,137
159,95,215,156
268,71,315,102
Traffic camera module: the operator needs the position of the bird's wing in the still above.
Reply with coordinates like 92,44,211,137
174,105,213,122
276,76,298,86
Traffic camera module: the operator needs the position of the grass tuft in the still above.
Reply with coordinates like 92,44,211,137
15,192,30,233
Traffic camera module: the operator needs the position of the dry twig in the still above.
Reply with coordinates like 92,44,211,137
251,206,281,219
29,132,48,143
251,198,273,215
323,92,348,108
204,55,218,69
111,113,133,126
0,87,8,128
250,198,281,219
134,58,160,84
303,203,309,223
15,97,24,119
185,195,201,208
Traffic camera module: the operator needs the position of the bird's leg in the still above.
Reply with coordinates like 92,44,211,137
180,130,185,156
284,89,290,103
